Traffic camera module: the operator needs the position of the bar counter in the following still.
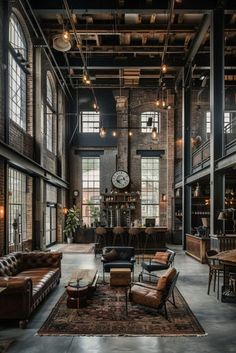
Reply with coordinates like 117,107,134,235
101,227,167,253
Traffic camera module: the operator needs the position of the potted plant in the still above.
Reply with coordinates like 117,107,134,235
63,206,80,243
89,203,100,227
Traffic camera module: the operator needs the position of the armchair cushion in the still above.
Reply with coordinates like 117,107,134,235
156,267,177,291
152,251,171,265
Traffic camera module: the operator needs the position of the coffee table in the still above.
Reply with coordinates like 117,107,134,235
66,269,99,308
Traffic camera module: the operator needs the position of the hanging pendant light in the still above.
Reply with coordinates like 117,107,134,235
99,127,106,138
151,127,158,140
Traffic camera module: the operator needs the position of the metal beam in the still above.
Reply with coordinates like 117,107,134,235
0,141,69,189
31,0,236,14
175,14,210,88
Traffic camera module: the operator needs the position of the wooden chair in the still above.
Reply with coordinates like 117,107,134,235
129,267,179,320
206,250,224,300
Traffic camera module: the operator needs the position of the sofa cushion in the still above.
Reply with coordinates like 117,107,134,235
103,249,119,261
152,251,170,265
131,284,161,308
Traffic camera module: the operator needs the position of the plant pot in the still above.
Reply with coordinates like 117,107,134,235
67,237,73,244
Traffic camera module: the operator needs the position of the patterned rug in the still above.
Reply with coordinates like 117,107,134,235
38,284,205,336
53,243,94,254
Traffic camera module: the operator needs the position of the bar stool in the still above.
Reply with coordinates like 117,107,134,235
206,250,224,300
144,227,157,253
113,226,125,246
128,228,141,253
95,227,107,253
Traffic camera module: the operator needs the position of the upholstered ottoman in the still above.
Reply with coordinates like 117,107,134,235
110,268,131,287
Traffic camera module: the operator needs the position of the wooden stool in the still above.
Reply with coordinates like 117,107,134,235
110,268,131,287
144,227,156,252
113,226,125,246
95,227,107,248
128,228,141,253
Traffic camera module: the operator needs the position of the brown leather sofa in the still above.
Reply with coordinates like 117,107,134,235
0,251,62,328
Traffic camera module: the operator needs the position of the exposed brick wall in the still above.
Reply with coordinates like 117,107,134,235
128,89,174,229
0,4,68,251
9,122,34,159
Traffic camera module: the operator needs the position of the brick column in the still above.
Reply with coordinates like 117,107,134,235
114,92,129,172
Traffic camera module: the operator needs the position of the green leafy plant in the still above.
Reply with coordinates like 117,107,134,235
63,206,80,238
88,202,100,226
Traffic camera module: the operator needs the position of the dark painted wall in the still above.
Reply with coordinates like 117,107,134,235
69,88,117,147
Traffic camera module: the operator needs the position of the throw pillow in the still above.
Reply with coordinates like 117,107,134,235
119,250,132,261
103,249,119,261
152,251,170,265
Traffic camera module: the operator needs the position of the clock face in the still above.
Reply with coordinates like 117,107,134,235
111,170,130,189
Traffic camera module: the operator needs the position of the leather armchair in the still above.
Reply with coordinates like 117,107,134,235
130,267,179,320
139,249,176,282
101,246,135,281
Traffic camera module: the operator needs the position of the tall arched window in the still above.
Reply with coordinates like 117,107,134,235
9,13,27,130
46,73,55,152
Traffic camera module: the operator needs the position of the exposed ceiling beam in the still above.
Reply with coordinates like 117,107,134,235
175,14,211,88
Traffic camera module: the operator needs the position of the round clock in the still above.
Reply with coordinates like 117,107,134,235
111,170,130,189
73,190,79,197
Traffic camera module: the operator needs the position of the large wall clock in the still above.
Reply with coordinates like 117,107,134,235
111,170,130,189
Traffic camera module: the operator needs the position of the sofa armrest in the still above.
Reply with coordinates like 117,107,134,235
130,281,164,293
0,276,32,294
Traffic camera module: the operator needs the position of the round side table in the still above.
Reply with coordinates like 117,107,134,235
66,281,89,309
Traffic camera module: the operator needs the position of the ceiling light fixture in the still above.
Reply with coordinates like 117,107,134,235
161,64,167,74
99,127,106,138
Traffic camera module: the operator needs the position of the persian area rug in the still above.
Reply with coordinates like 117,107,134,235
54,243,94,254
0,341,14,353
38,284,205,337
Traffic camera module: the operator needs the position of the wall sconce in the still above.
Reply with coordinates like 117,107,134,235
0,206,4,219
194,183,200,197
161,194,167,202
63,207,68,215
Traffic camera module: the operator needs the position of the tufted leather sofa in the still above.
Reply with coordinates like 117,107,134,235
0,251,62,328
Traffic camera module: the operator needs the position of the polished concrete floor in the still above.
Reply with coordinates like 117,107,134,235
1,245,236,353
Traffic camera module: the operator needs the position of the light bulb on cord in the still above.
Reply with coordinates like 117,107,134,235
82,72,87,82
151,127,158,140
85,77,91,85
93,102,98,110
162,100,166,108
156,99,160,107
63,31,70,41
161,64,167,73
99,127,106,138
112,131,117,137
128,131,133,137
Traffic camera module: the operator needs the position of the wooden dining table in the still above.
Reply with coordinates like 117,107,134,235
212,249,236,302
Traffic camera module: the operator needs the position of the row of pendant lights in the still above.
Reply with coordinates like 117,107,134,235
99,127,158,140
